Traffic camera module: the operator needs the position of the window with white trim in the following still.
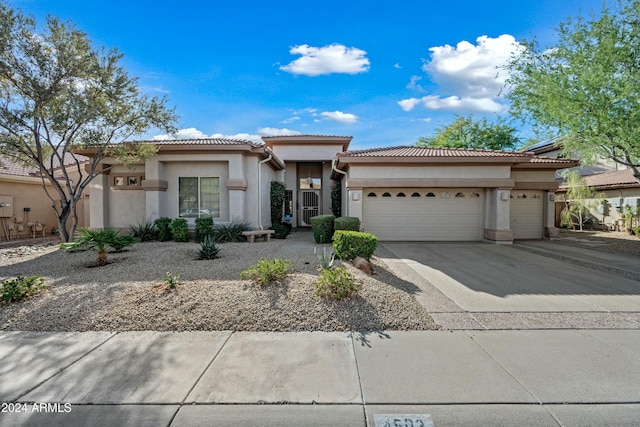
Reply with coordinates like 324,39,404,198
179,177,220,218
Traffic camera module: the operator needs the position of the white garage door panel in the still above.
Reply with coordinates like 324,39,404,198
363,189,484,241
510,191,544,239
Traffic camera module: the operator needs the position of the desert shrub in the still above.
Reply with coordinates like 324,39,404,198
130,222,158,241
334,216,360,232
162,271,180,289
214,219,249,243
310,214,335,244
198,235,220,259
314,267,360,300
269,222,290,239
194,217,214,243
332,230,378,260
170,218,189,242
315,246,335,270
240,258,294,286
1,276,47,303
634,225,640,236
154,217,173,241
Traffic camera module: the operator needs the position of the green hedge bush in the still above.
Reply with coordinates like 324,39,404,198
170,218,189,242
334,216,360,232
154,217,173,241
194,217,214,243
332,230,378,260
310,214,335,244
269,222,290,239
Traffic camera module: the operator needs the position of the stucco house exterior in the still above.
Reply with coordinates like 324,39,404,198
80,135,576,243
0,155,88,240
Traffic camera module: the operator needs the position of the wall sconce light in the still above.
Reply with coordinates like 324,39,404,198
351,192,360,201
500,191,509,201
549,193,556,202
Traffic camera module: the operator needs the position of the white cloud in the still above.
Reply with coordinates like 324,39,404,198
397,95,505,113
399,34,522,113
425,34,521,98
394,63,402,69
257,127,302,136
280,44,370,76
320,111,358,124
406,75,423,91
282,116,300,124
397,98,422,112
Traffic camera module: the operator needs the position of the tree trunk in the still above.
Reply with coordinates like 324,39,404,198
97,249,107,266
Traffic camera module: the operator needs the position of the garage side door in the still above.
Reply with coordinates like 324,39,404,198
510,191,544,239
362,189,485,241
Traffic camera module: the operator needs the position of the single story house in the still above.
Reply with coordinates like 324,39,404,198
80,135,577,243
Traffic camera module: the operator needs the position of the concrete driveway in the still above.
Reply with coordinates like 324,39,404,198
378,241,640,316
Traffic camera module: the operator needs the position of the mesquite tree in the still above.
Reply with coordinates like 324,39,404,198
0,3,176,241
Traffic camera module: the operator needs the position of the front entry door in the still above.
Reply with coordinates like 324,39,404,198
300,190,320,226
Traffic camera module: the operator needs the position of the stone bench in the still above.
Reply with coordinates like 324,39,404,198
242,230,275,243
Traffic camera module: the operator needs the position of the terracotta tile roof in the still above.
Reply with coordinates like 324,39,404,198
560,169,640,190
0,153,88,178
262,135,352,141
338,146,533,158
147,137,262,147
528,157,577,164
0,157,38,177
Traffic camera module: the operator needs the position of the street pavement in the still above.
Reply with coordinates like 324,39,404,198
0,329,639,426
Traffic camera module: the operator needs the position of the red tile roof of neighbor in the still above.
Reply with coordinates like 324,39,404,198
149,138,262,147
0,153,88,178
560,169,640,190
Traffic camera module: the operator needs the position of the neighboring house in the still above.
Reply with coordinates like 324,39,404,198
0,155,88,239
556,168,640,230
81,135,576,243
524,139,640,230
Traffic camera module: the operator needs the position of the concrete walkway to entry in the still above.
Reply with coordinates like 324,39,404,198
1,329,640,426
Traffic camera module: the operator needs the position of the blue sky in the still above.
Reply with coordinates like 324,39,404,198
12,0,606,150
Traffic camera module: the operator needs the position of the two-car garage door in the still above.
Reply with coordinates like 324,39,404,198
362,188,485,241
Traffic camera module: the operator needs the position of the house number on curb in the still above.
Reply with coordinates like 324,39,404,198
374,414,435,427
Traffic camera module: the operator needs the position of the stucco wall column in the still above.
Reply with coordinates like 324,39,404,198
346,189,363,223
144,158,166,221
484,188,513,244
545,191,559,238
227,157,246,222
89,173,109,228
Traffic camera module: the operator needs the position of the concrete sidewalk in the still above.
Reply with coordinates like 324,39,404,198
1,330,639,426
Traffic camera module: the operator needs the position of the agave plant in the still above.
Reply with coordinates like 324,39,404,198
61,227,137,266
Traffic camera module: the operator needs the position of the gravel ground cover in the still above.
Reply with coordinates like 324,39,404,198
0,232,438,332
556,229,640,256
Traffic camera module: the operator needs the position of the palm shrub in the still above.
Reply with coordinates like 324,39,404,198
194,217,214,243
334,217,360,232
111,234,138,252
61,227,135,266
130,222,158,241
170,218,189,242
240,258,294,286
198,235,220,260
154,217,173,241
314,267,360,300
310,214,335,244
332,230,378,260
214,219,249,243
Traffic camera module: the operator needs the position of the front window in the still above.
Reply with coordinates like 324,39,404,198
179,177,220,218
